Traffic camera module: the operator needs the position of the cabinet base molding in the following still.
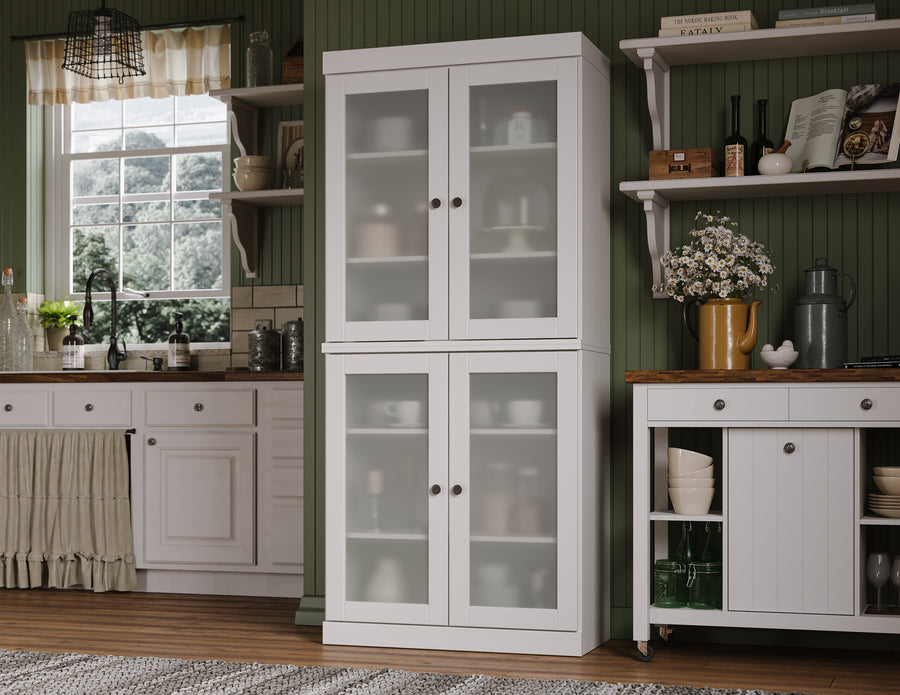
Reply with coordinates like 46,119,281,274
135,569,301,599
323,621,602,657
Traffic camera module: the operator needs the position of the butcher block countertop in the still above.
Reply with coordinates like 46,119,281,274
625,369,900,383
0,370,303,384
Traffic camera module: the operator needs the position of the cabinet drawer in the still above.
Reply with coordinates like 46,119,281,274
647,387,788,422
790,387,900,421
0,391,50,427
54,391,132,427
145,389,255,427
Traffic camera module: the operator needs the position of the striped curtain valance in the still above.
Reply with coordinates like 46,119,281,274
24,24,231,105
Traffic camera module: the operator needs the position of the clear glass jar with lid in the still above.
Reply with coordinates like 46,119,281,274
246,31,273,87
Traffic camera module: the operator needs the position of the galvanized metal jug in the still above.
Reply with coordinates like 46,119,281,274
794,258,856,369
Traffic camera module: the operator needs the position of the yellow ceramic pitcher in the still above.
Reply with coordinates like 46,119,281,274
683,298,761,369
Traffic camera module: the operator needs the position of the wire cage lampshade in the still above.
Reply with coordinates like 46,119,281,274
62,0,145,82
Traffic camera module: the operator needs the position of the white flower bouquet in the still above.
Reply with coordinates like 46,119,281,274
655,211,775,302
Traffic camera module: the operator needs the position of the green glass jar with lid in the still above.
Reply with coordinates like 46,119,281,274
653,559,687,607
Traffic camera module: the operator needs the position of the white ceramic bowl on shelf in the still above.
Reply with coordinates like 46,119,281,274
874,476,900,495
669,487,715,515
233,167,274,191
668,477,715,489
667,447,713,476
668,464,714,480
873,466,900,477
234,155,275,169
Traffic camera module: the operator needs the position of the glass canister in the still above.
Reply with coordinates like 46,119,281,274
246,31,273,87
687,561,723,609
281,318,303,371
653,559,687,607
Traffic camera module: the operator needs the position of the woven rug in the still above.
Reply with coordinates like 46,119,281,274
0,649,810,695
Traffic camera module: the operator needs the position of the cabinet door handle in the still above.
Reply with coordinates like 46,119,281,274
860,398,873,411
430,483,442,495
3,404,11,412
430,197,441,209
451,196,463,208
713,399,726,411
451,484,463,495
783,442,796,454
194,403,204,412
147,438,157,446
84,403,94,412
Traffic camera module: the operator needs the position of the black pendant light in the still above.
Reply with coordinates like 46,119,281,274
62,0,145,82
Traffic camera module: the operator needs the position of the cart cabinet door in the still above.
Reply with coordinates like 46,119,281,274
727,428,854,615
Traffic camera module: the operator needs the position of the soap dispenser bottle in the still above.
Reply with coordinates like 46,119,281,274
167,311,191,371
62,324,84,370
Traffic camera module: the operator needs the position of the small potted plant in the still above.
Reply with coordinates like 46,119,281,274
37,297,84,351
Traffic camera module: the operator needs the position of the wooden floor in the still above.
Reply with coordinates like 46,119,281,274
0,591,897,695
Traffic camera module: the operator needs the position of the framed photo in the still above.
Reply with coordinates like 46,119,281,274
276,120,304,189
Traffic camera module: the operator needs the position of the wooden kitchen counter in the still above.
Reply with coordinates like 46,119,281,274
625,368,900,383
0,370,303,384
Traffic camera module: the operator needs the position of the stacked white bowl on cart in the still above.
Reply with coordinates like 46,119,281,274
667,447,714,515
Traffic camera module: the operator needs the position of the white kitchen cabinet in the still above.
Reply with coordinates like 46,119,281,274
322,32,610,656
324,350,607,655
142,430,256,565
629,373,900,661
324,32,609,347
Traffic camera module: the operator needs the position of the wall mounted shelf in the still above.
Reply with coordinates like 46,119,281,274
209,84,304,278
618,19,900,297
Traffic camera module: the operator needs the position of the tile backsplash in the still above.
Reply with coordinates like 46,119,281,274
231,284,304,369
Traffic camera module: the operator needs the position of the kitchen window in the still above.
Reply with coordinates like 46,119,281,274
46,94,231,346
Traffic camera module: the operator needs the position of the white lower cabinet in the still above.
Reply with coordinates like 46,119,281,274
630,378,900,661
142,430,256,565
727,428,854,616
324,350,607,656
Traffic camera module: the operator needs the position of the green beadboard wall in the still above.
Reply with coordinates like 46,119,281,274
305,0,900,643
0,0,303,292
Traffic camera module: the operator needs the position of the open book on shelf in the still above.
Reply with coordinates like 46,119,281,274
784,83,900,172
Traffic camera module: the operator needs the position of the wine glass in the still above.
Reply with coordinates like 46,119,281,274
891,556,900,608
866,552,890,609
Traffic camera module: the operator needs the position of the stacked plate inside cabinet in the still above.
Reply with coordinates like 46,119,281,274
869,466,900,518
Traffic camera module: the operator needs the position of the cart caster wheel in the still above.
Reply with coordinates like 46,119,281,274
658,625,674,641
636,641,654,662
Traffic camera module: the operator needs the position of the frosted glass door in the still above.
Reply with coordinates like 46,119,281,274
326,353,449,626
448,351,578,630
449,59,579,340
325,68,449,342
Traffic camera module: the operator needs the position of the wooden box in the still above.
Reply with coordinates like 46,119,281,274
282,38,303,84
649,148,721,179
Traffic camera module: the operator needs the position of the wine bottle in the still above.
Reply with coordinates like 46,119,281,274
749,99,775,175
724,94,748,177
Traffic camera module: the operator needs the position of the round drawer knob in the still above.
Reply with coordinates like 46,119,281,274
713,399,726,411
451,196,463,208
3,404,12,412
84,403,94,412
451,484,463,496
430,198,441,209
783,442,796,454
860,398,873,411
194,403,204,412
430,483,442,495
147,438,157,446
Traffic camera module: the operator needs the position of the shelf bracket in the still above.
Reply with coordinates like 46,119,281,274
636,190,670,299
637,48,670,151
227,201,259,279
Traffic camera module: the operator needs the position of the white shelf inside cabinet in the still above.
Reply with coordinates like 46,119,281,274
209,84,304,278
618,19,900,298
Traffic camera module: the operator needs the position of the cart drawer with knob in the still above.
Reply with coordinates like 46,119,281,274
0,391,49,427
789,387,900,421
145,388,255,427
646,387,788,422
53,390,132,427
